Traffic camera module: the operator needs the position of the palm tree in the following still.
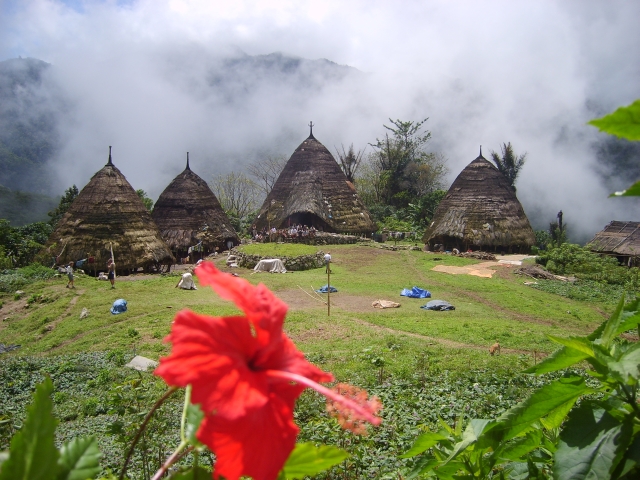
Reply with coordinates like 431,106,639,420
489,142,526,191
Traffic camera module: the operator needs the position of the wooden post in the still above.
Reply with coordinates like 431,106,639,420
327,260,331,317
110,242,116,278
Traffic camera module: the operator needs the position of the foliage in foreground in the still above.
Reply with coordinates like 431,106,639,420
402,296,640,479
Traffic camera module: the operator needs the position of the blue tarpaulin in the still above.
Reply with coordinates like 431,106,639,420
421,300,455,311
111,299,128,315
400,286,431,298
315,285,338,293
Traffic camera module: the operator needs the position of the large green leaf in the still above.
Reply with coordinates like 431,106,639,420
600,295,626,348
0,377,59,480
480,377,588,446
525,346,590,374
494,429,543,462
588,99,640,141
56,437,101,480
612,432,640,479
400,431,449,458
445,419,491,463
606,343,640,384
281,443,349,479
554,402,633,480
610,181,640,197
617,298,640,333
540,398,577,431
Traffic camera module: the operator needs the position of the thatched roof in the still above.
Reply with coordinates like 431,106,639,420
152,154,239,251
423,150,535,252
588,221,640,257
44,148,174,270
252,127,376,233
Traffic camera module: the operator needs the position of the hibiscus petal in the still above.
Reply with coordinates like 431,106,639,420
199,387,300,480
155,310,269,419
195,263,288,348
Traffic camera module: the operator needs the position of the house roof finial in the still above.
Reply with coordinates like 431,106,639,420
186,152,190,170
308,121,315,139
480,145,482,157
107,146,113,166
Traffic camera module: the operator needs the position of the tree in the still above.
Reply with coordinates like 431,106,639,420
247,154,287,197
489,142,526,191
369,118,447,207
47,185,78,227
209,172,260,233
334,144,365,183
136,189,154,211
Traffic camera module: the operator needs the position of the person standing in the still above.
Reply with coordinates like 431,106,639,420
324,252,332,274
66,262,75,288
107,258,116,289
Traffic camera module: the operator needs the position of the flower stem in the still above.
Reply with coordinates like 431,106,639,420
180,385,192,443
265,370,381,425
150,442,193,480
118,386,179,480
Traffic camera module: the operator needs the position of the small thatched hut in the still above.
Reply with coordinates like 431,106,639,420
588,221,640,267
252,125,376,234
423,149,535,253
152,153,239,259
44,147,174,273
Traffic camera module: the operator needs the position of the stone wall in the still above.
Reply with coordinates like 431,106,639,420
231,249,326,271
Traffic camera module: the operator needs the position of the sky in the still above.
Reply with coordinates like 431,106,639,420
1,0,639,241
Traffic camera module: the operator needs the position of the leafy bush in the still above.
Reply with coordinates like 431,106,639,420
537,243,634,285
0,263,56,292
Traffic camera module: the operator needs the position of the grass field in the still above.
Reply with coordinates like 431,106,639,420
0,244,621,478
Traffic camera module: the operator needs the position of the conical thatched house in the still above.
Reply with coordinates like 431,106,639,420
423,149,535,253
252,125,376,234
152,153,239,258
44,147,174,273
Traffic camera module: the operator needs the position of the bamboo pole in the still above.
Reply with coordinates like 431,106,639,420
327,259,331,317
110,242,116,278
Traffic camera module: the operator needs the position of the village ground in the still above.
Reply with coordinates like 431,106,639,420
0,243,626,477
0,244,611,371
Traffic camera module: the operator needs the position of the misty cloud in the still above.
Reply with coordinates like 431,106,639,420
1,0,639,242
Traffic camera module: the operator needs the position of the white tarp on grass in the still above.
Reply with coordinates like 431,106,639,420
253,258,287,273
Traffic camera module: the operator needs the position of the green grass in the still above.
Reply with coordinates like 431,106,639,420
237,242,321,256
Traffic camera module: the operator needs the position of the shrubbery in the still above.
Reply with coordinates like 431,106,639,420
0,263,57,292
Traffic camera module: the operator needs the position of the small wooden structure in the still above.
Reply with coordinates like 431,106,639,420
152,153,239,261
588,220,640,267
423,148,535,253
252,123,376,234
43,147,174,273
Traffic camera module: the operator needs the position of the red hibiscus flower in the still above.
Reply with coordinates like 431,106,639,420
155,262,381,480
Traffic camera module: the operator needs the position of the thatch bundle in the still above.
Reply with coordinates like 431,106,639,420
152,155,239,255
423,151,535,253
44,148,174,272
252,128,376,234
588,221,640,266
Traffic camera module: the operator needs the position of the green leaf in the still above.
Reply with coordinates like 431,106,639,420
600,295,626,348
525,346,590,375
612,431,640,479
445,419,491,463
588,99,640,141
540,398,576,431
56,437,101,480
610,181,640,197
281,443,349,479
617,298,640,334
606,343,640,384
547,336,595,357
554,402,634,480
405,455,439,479
495,429,543,462
0,377,59,480
185,403,204,445
400,431,449,458
481,377,588,446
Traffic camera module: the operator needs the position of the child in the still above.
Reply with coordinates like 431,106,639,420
66,262,75,289
107,258,116,289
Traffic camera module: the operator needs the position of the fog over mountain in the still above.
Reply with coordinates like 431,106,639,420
0,0,639,242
